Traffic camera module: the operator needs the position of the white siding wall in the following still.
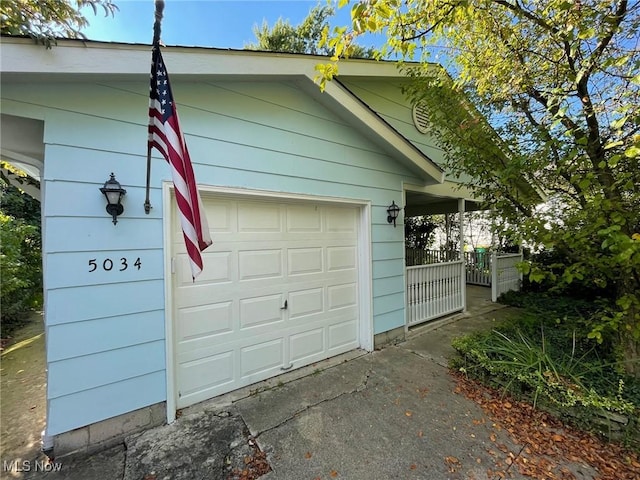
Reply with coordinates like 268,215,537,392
2,78,421,434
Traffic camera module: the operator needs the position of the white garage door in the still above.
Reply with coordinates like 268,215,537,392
171,195,360,408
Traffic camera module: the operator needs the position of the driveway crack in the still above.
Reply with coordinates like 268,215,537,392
253,368,374,439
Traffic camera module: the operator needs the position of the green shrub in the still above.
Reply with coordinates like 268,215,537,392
452,329,635,412
452,309,640,447
0,212,42,333
497,290,622,360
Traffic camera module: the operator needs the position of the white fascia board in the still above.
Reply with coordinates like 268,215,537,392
0,39,308,77
0,38,426,78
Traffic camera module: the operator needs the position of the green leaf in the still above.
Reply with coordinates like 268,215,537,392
603,140,623,150
608,154,622,167
624,146,640,158
578,178,591,190
610,116,627,130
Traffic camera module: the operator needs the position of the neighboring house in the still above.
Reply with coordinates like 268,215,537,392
0,38,519,456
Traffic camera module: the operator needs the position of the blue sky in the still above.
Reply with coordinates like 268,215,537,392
81,0,360,49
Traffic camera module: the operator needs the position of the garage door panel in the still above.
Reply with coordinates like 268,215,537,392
289,328,324,363
238,203,281,232
238,249,283,281
288,288,324,319
176,251,233,286
174,283,236,308
239,294,285,329
240,338,284,378
327,246,357,271
328,283,358,310
177,301,233,340
288,247,323,275
328,320,358,350
178,351,234,397
173,196,361,409
203,200,234,233
286,205,322,232
325,207,358,232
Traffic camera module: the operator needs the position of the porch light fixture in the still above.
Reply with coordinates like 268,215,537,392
387,201,401,227
100,173,126,225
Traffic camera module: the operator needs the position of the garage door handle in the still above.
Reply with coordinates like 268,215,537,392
280,300,288,310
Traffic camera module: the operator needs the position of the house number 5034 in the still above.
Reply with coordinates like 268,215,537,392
88,257,141,272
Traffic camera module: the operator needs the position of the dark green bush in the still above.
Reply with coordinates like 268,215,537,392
452,294,640,447
0,182,42,335
521,248,617,300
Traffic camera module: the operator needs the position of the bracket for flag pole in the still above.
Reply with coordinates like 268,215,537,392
144,144,152,214
144,0,165,215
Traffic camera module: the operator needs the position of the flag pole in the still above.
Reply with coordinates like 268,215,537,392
144,0,165,214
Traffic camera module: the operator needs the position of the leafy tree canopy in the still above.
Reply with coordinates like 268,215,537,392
0,0,118,48
320,0,640,374
246,3,375,58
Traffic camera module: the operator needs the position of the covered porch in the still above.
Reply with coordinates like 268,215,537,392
403,183,522,328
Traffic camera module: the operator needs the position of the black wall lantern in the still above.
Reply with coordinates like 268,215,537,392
387,201,401,227
100,173,126,224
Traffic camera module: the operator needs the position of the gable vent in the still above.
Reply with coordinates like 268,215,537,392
412,102,429,134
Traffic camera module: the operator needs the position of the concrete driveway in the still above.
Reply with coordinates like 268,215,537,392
12,289,597,479
13,297,524,480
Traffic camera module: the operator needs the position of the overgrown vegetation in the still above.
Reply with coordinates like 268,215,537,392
0,180,42,336
452,290,640,448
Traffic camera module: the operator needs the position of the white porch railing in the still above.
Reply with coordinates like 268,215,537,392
491,252,523,302
406,261,465,326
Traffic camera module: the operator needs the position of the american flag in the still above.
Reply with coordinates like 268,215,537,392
148,46,212,279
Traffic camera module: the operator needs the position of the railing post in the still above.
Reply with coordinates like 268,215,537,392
491,250,498,302
458,198,466,312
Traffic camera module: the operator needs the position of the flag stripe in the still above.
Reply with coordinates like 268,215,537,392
148,47,212,280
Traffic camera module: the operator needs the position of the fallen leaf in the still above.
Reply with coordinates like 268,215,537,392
417,430,424,438
405,410,413,417
330,469,339,477
410,463,417,470
417,387,429,397
304,451,312,459
444,456,460,465
452,371,640,480
490,433,497,442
